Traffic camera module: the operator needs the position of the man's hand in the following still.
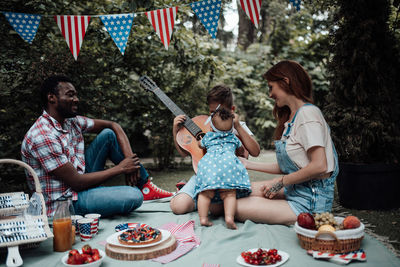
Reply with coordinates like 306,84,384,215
118,155,141,173
125,171,140,187
120,154,141,186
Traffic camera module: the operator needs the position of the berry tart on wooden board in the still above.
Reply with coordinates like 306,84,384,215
118,224,162,246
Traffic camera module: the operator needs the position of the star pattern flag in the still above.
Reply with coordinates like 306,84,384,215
100,13,134,55
2,12,41,44
54,15,91,60
146,7,178,50
190,0,222,39
290,0,301,11
238,0,262,28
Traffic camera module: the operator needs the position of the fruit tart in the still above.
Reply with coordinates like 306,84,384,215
118,224,162,246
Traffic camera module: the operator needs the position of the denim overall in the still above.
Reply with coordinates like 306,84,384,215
275,104,339,215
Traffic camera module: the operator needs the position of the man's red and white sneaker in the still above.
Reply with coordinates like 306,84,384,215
141,178,174,201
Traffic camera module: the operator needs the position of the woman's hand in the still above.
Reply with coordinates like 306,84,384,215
233,112,240,129
262,176,284,199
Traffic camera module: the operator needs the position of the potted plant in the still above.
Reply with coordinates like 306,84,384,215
325,0,400,210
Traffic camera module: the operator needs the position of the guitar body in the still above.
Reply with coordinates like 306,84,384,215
176,115,210,173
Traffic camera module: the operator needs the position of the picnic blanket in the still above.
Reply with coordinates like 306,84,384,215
1,200,399,267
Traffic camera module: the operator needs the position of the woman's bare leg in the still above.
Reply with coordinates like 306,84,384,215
198,190,215,226
220,189,238,229
236,196,296,225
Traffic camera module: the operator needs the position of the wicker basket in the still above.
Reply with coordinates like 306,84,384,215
294,217,364,254
0,159,53,249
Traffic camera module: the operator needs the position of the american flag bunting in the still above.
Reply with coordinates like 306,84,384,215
54,15,91,60
146,7,178,50
290,0,301,11
2,12,41,44
190,0,222,39
238,0,262,29
100,13,134,55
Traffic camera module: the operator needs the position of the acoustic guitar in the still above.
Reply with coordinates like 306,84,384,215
139,75,209,173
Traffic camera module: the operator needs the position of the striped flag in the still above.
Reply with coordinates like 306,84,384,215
238,0,262,29
54,15,91,60
146,7,178,50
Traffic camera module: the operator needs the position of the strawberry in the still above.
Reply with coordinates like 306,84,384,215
81,244,92,255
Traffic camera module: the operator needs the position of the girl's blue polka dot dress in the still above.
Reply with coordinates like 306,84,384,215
194,131,251,199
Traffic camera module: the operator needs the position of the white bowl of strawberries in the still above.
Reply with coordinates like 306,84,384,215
62,244,105,266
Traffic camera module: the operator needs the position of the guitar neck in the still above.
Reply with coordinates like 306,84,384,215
152,87,204,139
153,88,185,116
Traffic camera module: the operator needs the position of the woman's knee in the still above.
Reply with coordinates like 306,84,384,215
170,194,195,214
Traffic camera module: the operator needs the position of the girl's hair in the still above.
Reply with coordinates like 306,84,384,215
215,107,234,120
263,60,314,140
206,84,233,108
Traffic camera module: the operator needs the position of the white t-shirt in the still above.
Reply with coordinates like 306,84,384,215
283,105,335,173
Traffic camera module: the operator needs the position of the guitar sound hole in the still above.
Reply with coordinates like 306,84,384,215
179,134,193,145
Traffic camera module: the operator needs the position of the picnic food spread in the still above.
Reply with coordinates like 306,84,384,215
117,225,162,246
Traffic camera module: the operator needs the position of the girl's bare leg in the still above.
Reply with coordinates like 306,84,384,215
220,189,237,229
198,190,215,226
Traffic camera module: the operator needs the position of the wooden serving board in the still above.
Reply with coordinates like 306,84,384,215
105,234,177,261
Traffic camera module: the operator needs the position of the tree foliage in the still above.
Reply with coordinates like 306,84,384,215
2,0,398,193
325,0,400,164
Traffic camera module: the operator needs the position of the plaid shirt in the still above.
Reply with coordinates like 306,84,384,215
21,110,94,217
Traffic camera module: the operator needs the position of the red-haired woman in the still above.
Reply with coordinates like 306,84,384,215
237,60,339,225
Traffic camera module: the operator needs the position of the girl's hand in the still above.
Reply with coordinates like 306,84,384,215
262,176,284,199
173,115,186,133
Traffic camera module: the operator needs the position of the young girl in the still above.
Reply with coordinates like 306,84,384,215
194,105,251,229
171,85,260,219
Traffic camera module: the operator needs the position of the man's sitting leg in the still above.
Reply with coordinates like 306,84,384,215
85,128,173,201
73,186,143,217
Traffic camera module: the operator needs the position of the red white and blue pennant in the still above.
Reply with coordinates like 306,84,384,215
54,15,91,60
238,0,262,29
2,12,41,44
146,7,179,50
190,0,222,39
289,0,302,11
99,13,134,55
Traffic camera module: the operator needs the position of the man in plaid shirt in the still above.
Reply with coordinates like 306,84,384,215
21,75,173,218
